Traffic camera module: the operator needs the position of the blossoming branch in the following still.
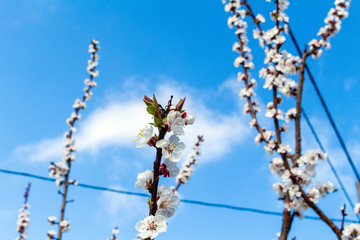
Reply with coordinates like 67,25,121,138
222,0,352,239
134,95,195,239
15,183,31,240
47,39,100,240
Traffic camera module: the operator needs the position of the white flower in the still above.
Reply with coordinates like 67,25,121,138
234,56,245,67
307,188,320,203
256,14,265,23
47,230,56,240
135,214,167,239
316,181,335,197
156,135,185,162
285,108,297,123
181,111,195,125
249,119,257,128
59,220,71,233
280,123,289,132
135,125,154,148
269,157,285,176
160,158,180,178
342,223,360,240
48,216,56,225
167,111,185,135
277,144,291,154
135,170,153,190
156,185,180,219
264,140,276,155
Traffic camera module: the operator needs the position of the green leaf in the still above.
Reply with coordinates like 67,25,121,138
154,117,162,126
147,106,155,115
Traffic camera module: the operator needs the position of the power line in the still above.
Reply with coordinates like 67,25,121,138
287,24,360,182
303,109,360,221
0,168,357,223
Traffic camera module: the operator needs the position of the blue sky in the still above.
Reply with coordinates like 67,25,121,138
1,0,360,239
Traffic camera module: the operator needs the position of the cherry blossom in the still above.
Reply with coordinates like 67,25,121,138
160,158,180,178
342,224,360,240
135,170,153,190
135,214,167,239
167,110,185,135
156,135,185,162
156,185,180,219
135,125,154,148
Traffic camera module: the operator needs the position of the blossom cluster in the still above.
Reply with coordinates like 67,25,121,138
223,0,353,238
47,217,71,239
176,135,204,187
16,206,30,240
341,204,360,239
223,0,269,145
309,0,351,59
134,95,195,239
272,149,335,218
47,39,100,239
15,183,31,240
342,223,360,240
48,39,99,188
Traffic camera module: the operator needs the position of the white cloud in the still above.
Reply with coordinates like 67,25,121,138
97,185,147,226
13,77,251,164
14,137,63,162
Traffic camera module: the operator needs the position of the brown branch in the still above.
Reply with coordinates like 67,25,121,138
340,204,347,231
293,48,315,163
279,194,293,240
150,128,167,216
299,188,342,239
56,40,99,240
230,9,267,142
282,151,341,239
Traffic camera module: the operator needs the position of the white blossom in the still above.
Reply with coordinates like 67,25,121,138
135,125,154,148
48,216,56,225
181,111,195,125
135,170,153,190
47,230,56,240
307,188,320,203
176,136,203,186
285,108,297,123
269,157,285,177
16,205,30,240
277,144,291,154
316,181,335,197
167,111,185,135
160,158,180,178
256,14,265,23
135,214,167,239
156,185,180,219
59,219,71,233
156,135,185,162
342,223,360,240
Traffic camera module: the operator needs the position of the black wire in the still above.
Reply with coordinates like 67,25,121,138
303,109,360,221
0,168,357,223
288,24,360,182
